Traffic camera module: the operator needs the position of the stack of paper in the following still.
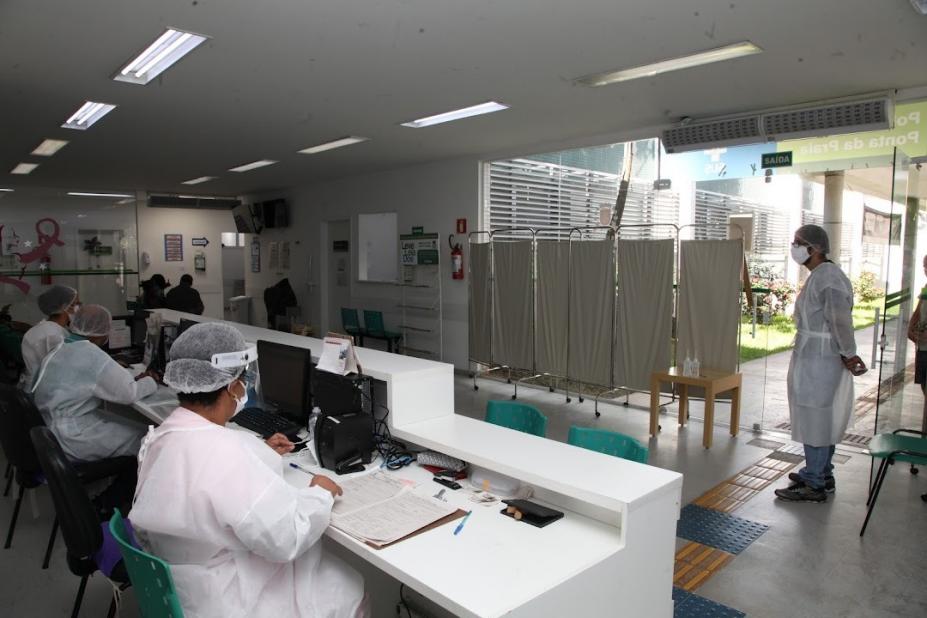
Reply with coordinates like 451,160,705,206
330,473,458,548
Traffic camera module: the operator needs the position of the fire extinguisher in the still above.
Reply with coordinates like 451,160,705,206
40,255,52,285
449,235,464,280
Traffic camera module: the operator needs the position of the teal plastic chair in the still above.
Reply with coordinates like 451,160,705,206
109,509,185,618
567,426,648,464
362,310,402,353
484,400,548,437
860,429,927,536
340,308,366,345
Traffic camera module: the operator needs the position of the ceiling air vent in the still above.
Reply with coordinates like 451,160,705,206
662,116,762,153
148,194,241,210
762,97,892,141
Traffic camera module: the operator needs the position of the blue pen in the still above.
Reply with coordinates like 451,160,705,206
289,462,316,477
453,511,472,536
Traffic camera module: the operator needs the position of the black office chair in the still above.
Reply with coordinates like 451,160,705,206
0,384,51,555
30,427,129,618
0,385,138,569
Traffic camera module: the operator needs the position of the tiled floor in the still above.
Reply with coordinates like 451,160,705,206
2,374,926,617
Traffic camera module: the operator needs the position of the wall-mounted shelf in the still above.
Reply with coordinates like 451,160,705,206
399,233,443,361
0,269,140,277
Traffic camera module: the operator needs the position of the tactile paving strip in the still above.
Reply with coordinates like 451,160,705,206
674,588,746,618
767,450,804,464
746,437,786,450
676,504,769,554
832,453,851,464
674,542,734,590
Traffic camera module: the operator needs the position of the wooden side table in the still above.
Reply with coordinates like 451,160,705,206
649,367,742,449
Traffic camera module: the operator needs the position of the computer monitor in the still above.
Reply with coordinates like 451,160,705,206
256,340,313,424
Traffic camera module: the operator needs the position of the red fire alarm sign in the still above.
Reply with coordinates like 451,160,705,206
456,218,467,234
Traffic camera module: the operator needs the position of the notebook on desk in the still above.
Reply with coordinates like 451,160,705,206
330,473,466,549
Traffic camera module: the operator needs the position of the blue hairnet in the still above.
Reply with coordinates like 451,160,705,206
37,285,77,316
795,224,830,255
70,304,112,337
165,322,249,393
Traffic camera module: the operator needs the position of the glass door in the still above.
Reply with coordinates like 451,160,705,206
871,148,914,436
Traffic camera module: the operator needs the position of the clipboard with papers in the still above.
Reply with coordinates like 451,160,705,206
330,472,466,549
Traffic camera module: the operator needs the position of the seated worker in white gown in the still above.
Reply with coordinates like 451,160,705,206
19,284,79,389
32,304,158,461
130,322,367,618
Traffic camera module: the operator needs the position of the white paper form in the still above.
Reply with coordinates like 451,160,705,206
332,473,406,517
329,472,457,546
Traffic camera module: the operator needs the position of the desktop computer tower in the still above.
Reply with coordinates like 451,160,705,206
315,411,375,473
312,371,373,416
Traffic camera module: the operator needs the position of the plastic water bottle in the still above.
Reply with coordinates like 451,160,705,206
683,355,692,377
691,356,700,377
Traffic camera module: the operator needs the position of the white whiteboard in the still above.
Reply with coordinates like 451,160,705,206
357,212,399,283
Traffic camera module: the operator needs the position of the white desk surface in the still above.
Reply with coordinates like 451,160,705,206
153,310,447,383
392,415,681,513
283,453,622,618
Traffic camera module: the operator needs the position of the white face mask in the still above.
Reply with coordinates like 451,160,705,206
228,380,248,415
790,244,811,266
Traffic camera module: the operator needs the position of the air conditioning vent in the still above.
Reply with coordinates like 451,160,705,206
762,98,891,141
662,116,762,153
148,194,241,210
662,94,893,153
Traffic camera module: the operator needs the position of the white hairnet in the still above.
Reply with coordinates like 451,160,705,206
165,322,249,393
38,285,77,316
795,224,830,255
70,304,112,337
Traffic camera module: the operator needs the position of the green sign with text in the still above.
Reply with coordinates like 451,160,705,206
762,151,792,168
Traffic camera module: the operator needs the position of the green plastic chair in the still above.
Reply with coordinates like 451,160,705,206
860,429,927,536
109,509,185,618
340,308,366,345
484,400,548,437
362,310,402,353
567,426,648,464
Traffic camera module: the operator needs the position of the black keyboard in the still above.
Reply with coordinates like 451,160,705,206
231,407,303,438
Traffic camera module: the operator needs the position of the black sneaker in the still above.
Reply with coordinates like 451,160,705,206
775,484,827,503
787,472,835,493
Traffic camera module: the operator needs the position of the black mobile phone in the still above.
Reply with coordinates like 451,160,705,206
433,476,462,490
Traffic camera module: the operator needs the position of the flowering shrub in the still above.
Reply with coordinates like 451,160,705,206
743,263,796,316
852,271,883,304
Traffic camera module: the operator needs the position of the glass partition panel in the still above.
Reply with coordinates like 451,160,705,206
0,188,139,323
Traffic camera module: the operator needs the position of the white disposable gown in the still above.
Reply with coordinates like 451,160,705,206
19,319,68,389
130,408,365,618
32,339,156,461
787,262,857,447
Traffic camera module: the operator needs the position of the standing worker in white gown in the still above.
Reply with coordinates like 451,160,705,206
130,322,367,618
775,224,867,503
19,284,79,389
32,304,157,461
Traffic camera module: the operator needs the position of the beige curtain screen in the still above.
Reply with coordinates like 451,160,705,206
614,239,675,391
491,241,534,371
468,242,492,364
536,241,570,376
568,240,616,387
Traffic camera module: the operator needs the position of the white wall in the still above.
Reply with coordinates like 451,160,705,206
242,157,480,369
136,198,234,319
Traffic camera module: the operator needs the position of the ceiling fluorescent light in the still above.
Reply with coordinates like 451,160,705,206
62,101,117,130
11,163,38,175
114,28,209,85
181,176,217,185
575,41,763,87
67,191,134,198
31,139,70,156
0,188,14,192
401,101,509,128
228,159,277,173
299,136,370,154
